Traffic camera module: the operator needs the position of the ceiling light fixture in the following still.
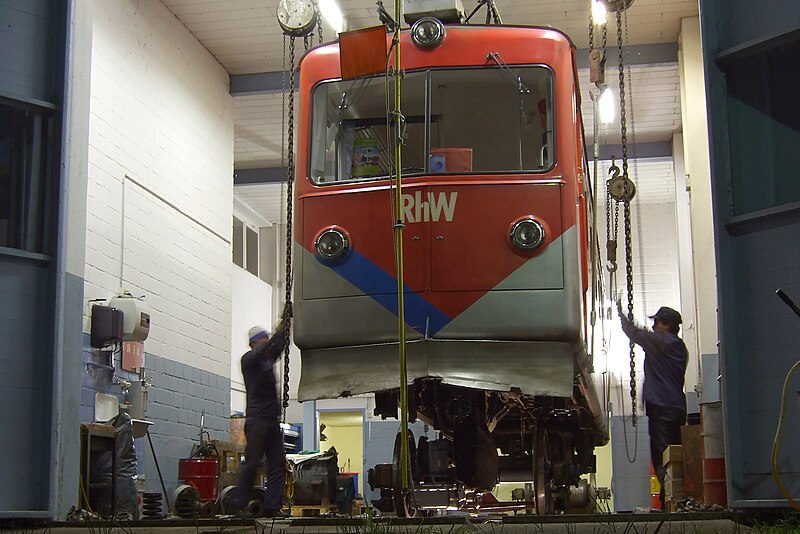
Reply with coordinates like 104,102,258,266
318,0,345,34
592,0,607,25
599,86,615,124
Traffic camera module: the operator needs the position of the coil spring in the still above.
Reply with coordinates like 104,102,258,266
141,492,163,519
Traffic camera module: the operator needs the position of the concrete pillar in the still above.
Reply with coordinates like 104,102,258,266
51,0,94,518
678,17,720,403
672,134,701,395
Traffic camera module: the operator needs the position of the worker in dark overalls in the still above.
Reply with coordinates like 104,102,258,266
233,310,288,518
618,302,688,509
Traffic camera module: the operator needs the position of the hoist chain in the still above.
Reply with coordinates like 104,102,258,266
281,37,297,423
314,0,323,44
617,12,629,180
624,9,647,316
601,22,608,64
588,0,594,50
616,9,636,425
281,36,287,179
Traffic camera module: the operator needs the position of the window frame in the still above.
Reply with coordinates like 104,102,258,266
0,98,56,255
307,64,556,186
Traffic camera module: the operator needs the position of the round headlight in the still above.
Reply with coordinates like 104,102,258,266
410,17,446,49
509,218,546,251
315,228,349,261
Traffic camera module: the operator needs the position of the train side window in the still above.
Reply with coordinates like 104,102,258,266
429,66,554,173
309,73,427,184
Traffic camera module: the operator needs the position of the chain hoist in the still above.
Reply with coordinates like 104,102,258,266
623,8,648,317
277,1,320,423
592,0,638,426
280,35,297,423
614,7,638,426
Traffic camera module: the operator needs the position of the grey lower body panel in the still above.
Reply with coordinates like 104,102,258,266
297,338,575,402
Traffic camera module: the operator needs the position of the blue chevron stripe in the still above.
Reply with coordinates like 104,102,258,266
323,249,452,336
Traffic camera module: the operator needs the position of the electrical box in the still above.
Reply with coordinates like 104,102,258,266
90,304,124,348
109,293,151,342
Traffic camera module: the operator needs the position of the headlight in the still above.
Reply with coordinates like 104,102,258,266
509,218,546,251
410,17,446,49
315,228,349,261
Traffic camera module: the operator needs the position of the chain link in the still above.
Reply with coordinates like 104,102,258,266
281,37,297,423
281,36,287,177
601,21,607,60
624,8,647,317
615,9,636,425
314,0,323,44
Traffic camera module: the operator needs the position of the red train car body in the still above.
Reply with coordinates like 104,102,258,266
293,22,607,514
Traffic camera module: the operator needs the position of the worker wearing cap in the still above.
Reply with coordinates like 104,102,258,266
618,303,688,509
233,311,289,518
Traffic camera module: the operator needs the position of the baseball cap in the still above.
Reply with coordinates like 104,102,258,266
248,325,270,344
648,307,682,326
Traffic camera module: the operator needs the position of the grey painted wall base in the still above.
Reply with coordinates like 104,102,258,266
80,335,231,498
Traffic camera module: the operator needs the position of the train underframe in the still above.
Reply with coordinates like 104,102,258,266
368,377,599,516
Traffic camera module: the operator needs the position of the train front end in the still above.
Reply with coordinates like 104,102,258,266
293,23,607,513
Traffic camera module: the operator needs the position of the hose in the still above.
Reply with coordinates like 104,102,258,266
771,359,800,511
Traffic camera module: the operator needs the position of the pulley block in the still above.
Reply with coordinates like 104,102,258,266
608,174,636,202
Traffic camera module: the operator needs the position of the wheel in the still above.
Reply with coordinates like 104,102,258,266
533,426,554,515
171,484,200,518
392,429,420,517
216,485,237,515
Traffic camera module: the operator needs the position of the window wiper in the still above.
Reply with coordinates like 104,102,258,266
487,52,530,94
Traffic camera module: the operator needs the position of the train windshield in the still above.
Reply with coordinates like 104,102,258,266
309,66,554,184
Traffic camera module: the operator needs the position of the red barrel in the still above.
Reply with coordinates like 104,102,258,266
700,402,727,506
703,456,727,506
178,458,219,502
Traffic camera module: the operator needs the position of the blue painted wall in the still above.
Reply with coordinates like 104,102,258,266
0,0,59,102
0,255,54,513
0,0,65,517
700,0,800,508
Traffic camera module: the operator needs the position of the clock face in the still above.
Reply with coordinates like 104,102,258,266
277,0,317,36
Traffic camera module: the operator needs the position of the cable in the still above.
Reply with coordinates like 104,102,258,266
618,371,639,464
771,359,800,511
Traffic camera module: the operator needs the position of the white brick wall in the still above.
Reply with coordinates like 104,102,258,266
84,0,234,378
595,158,684,416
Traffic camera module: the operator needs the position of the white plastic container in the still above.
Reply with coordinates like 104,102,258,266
109,293,151,342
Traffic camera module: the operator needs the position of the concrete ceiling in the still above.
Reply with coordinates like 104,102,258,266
162,0,698,222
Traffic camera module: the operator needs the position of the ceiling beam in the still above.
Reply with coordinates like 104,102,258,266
230,43,678,96
234,167,287,185
233,142,672,184
595,141,672,161
575,42,678,69
230,71,299,96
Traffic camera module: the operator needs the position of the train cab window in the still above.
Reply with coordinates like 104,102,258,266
429,67,554,172
308,66,553,184
310,73,427,184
